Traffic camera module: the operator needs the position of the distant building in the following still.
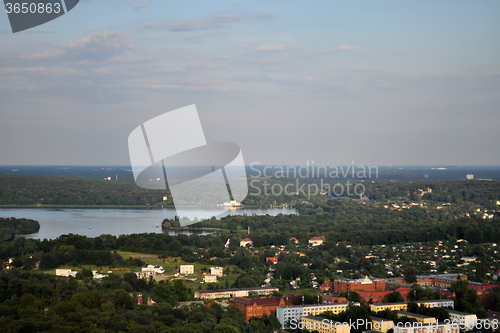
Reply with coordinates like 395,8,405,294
276,302,349,328
334,276,387,294
319,281,334,291
229,295,293,321
142,264,164,274
447,310,477,330
393,322,457,333
222,200,241,207
266,257,278,264
290,237,299,244
204,275,217,283
370,316,394,333
55,268,77,277
370,302,408,313
240,238,253,247
210,267,223,276
135,270,156,279
396,311,436,324
193,286,279,299
309,236,325,246
180,265,194,275
300,316,351,333
466,174,474,180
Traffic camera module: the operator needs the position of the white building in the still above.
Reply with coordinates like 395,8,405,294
210,267,224,277
466,174,474,180
135,270,156,279
180,265,194,275
394,322,458,333
417,299,454,309
193,286,278,299
447,310,477,330
204,275,218,283
55,268,77,277
92,271,105,279
276,302,349,328
142,264,164,274
308,236,325,247
240,238,253,247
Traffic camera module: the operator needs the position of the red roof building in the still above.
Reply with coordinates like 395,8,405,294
319,281,334,291
266,257,278,264
320,294,348,304
229,295,293,321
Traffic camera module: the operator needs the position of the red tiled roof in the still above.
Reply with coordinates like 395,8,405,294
309,236,325,241
229,296,283,306
241,238,252,242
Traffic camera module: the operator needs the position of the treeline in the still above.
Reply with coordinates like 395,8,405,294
0,173,172,206
2,172,500,208
0,217,40,242
0,270,278,333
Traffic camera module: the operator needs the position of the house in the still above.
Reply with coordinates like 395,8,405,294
180,265,194,275
240,238,253,247
493,270,500,281
204,275,217,283
320,294,347,304
55,268,77,277
135,270,156,279
309,236,325,246
210,267,223,277
266,257,278,264
319,281,334,291
142,264,164,274
290,237,299,244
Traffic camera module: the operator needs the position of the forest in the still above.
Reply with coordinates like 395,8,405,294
1,173,500,208
0,217,40,242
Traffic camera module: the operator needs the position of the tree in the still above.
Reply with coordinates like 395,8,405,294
404,266,417,284
487,287,500,311
383,291,404,303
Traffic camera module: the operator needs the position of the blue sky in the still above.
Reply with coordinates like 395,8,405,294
0,0,499,166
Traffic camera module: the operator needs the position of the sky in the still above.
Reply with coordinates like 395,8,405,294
0,0,499,166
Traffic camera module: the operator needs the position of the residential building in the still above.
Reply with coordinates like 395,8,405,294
447,310,477,330
142,264,164,274
193,287,279,299
309,236,325,246
55,268,77,277
370,316,394,333
204,274,217,283
300,316,351,333
396,311,437,324
180,265,194,275
240,238,253,247
393,322,458,333
319,281,334,291
266,257,278,264
135,270,156,279
210,267,223,276
416,299,454,309
276,302,349,328
321,294,348,304
370,302,408,313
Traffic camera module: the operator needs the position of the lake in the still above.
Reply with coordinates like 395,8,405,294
0,207,296,240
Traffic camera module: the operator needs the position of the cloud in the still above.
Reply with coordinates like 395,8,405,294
182,33,212,43
235,43,298,51
144,14,242,31
255,44,297,51
335,45,360,51
133,2,151,10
